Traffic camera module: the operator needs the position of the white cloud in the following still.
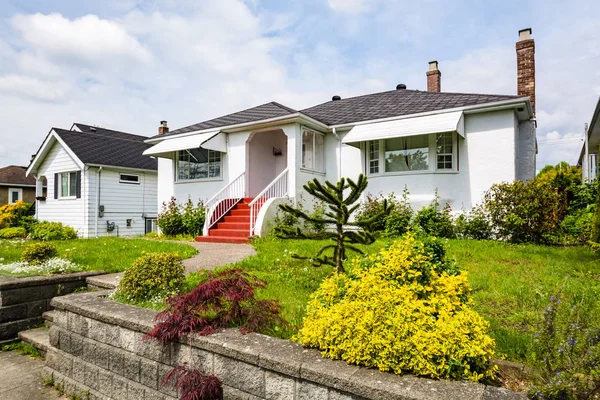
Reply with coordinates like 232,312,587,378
327,0,367,14
0,74,71,101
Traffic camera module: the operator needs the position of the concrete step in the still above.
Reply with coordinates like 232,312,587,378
86,273,122,290
42,310,55,328
18,327,51,358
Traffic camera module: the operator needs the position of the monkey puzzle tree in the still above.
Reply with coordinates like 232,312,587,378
275,174,392,273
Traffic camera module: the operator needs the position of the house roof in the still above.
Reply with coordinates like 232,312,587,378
53,124,157,171
152,89,523,139
0,165,38,186
578,97,600,165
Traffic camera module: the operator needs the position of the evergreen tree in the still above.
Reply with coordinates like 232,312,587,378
275,174,392,273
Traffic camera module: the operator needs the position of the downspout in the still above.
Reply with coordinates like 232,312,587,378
95,166,102,237
332,127,342,180
583,123,589,182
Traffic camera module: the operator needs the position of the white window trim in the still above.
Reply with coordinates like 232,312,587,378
59,171,78,199
8,188,23,203
366,132,458,177
119,173,141,184
301,128,326,173
175,149,223,182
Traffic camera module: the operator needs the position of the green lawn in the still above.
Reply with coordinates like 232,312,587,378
0,237,198,277
226,237,600,362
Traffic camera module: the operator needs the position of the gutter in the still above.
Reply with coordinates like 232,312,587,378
85,163,157,173
95,166,102,237
332,127,342,180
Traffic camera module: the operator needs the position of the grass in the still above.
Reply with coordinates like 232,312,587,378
0,237,198,277
1,341,41,358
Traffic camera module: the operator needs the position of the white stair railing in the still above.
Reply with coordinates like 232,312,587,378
248,168,289,236
202,172,245,236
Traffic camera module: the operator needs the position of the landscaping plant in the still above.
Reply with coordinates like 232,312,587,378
0,200,33,229
414,191,455,238
275,174,392,273
158,197,185,236
454,205,493,240
296,232,497,382
182,198,206,237
158,196,206,237
528,296,600,400
0,226,28,239
116,253,185,301
29,221,77,240
384,187,414,237
161,365,223,400
21,242,58,264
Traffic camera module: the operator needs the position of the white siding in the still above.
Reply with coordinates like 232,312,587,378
36,141,85,235
88,167,157,237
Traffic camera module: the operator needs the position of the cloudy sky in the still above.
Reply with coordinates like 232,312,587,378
0,0,598,169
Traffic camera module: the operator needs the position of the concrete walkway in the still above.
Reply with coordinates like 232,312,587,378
87,241,257,289
0,351,64,399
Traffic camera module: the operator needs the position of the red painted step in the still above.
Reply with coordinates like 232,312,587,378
196,198,254,244
217,222,250,230
195,236,250,244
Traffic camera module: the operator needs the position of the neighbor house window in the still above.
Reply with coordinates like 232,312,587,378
8,188,22,203
367,132,456,175
60,172,78,198
145,218,157,234
177,148,222,181
302,129,325,172
119,173,140,184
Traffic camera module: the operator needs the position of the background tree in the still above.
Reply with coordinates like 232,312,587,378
275,174,392,273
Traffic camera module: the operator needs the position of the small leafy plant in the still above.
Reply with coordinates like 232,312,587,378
182,198,206,237
21,242,58,264
454,205,492,240
0,226,28,239
161,365,223,400
158,197,185,236
116,253,185,301
414,191,455,238
29,221,77,240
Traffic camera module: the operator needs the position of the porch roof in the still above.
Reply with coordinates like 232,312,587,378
342,110,465,147
142,130,226,157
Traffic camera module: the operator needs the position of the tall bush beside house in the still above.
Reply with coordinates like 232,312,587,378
454,205,493,240
0,201,34,230
182,199,206,237
484,180,565,244
296,233,496,382
158,197,185,236
414,192,455,238
592,178,600,245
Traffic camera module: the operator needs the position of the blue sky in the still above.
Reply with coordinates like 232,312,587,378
0,0,598,169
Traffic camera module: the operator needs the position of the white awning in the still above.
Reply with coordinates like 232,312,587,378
143,131,226,157
342,111,465,147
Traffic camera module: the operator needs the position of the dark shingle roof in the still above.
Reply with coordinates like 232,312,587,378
155,89,523,139
162,102,297,137
0,165,37,186
54,124,157,171
300,89,521,126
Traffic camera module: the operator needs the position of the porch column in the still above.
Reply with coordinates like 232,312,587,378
281,124,298,198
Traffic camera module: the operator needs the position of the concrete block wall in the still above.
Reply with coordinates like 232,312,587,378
0,271,103,342
44,291,526,400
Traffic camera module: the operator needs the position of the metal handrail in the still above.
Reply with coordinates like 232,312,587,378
202,172,245,236
248,168,289,236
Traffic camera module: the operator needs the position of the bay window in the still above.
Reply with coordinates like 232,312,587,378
367,132,456,175
177,148,222,181
302,129,325,172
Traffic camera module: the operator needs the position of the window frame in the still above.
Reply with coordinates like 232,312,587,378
119,173,141,185
8,188,22,203
175,148,223,182
59,171,78,199
366,132,458,176
301,128,325,173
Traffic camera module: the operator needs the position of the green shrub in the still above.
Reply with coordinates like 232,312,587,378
384,188,414,237
158,197,185,236
296,232,496,382
0,201,33,229
182,198,206,237
454,206,492,240
592,179,600,244
116,253,185,301
559,210,595,244
414,193,455,238
528,296,600,399
355,193,391,232
21,242,58,264
305,202,327,234
29,221,77,240
484,180,565,244
0,226,28,239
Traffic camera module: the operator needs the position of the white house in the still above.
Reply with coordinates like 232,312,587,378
144,29,538,243
27,123,158,237
579,96,600,182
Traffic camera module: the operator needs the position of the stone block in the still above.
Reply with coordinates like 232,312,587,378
0,303,27,323
40,283,63,299
137,335,172,364
265,371,295,400
89,319,108,343
157,363,178,398
69,312,90,337
124,351,141,382
72,357,86,384
45,349,62,371
0,317,42,341
174,344,213,374
299,353,359,394
59,352,73,378
49,325,59,348
119,327,138,353
222,385,262,400
112,375,129,399
26,299,48,317
53,310,68,328
70,333,84,357
0,286,40,306
84,362,99,391
108,346,125,376
140,358,159,390
82,338,97,365
96,342,110,370
214,354,265,398
296,380,328,400
483,386,527,399
128,382,146,400
97,368,113,397
329,390,366,400
58,328,71,353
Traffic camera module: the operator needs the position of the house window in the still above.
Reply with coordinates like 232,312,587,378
8,188,22,203
60,172,78,198
145,218,157,234
367,132,456,175
301,129,324,172
177,148,222,181
119,174,140,184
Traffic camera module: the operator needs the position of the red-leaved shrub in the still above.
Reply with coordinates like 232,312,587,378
162,365,223,400
145,268,285,344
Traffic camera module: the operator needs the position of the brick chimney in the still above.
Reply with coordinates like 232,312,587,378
158,120,169,135
516,28,535,113
426,61,441,92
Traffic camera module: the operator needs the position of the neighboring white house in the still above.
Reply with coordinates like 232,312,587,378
27,123,158,237
579,96,600,182
144,29,538,243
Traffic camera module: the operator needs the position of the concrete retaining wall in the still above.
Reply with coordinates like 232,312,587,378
0,271,104,342
44,291,526,400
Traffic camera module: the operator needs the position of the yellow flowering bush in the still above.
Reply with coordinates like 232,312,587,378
0,201,31,228
295,233,497,382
